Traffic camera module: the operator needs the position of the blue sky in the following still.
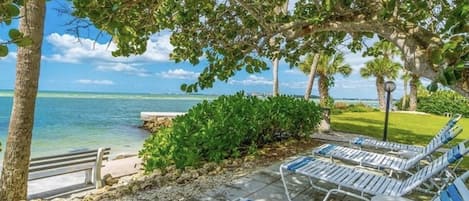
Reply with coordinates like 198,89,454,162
0,1,420,99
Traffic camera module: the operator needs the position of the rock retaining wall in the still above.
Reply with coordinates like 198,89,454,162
141,117,173,133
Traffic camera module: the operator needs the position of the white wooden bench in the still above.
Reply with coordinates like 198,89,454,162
28,148,110,199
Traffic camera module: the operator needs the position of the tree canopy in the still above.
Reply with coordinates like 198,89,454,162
72,0,469,96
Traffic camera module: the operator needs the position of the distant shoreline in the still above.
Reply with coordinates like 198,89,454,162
0,89,380,101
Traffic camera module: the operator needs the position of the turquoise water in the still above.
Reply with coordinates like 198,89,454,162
0,91,214,160
0,90,378,160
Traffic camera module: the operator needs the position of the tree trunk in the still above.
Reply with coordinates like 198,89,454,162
318,73,331,133
376,76,386,111
409,74,419,111
272,57,279,96
402,79,408,110
0,1,46,200
304,53,320,100
318,74,329,107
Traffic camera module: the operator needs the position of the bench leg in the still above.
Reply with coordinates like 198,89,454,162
85,169,92,184
94,148,105,189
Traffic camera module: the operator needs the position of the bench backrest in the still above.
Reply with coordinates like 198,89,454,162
29,148,110,180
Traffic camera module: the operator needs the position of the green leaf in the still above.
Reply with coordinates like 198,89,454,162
16,37,33,46
8,29,21,40
426,82,438,92
112,4,119,11
0,45,8,57
6,4,20,17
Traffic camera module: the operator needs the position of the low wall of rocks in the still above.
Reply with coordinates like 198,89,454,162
141,117,173,133
140,112,185,133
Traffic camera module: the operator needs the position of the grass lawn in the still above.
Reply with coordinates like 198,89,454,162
331,112,469,168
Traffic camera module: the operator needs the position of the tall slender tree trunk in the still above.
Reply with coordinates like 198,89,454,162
402,79,408,110
0,1,46,200
318,74,329,107
376,76,386,111
409,74,419,111
318,73,331,133
272,58,279,96
271,1,288,97
304,53,320,100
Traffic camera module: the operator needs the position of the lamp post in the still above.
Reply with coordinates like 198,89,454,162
383,81,396,141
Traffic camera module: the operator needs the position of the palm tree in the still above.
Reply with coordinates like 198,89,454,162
299,52,352,106
409,74,420,111
401,70,411,110
271,1,288,97
360,58,401,111
316,53,352,107
299,53,321,100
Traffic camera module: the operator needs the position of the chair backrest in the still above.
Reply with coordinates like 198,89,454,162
404,126,463,169
428,114,462,144
400,140,469,195
433,171,469,201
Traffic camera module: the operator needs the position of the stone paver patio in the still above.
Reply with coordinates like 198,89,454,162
195,132,437,201
196,156,362,201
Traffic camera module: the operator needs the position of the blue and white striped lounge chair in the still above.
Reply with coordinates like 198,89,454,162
313,126,463,174
432,171,469,201
280,140,469,201
351,114,462,154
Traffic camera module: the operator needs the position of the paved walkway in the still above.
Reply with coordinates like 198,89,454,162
194,132,427,201
196,158,331,201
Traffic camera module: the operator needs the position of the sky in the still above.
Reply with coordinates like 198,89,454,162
0,1,423,99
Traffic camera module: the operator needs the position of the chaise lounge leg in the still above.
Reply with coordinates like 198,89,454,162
279,167,293,201
323,188,370,201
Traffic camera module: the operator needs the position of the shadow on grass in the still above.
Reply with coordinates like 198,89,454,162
331,122,434,146
332,122,469,169
334,117,384,125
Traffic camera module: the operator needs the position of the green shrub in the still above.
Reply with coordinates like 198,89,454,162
395,86,469,117
139,92,322,171
417,90,469,117
331,102,378,114
346,103,379,112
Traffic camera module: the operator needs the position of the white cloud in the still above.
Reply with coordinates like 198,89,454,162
76,79,114,85
281,81,308,89
229,75,273,86
43,33,173,64
159,69,200,79
229,75,309,89
96,63,151,77
284,69,303,75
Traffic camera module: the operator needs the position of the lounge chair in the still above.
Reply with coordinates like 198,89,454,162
350,114,462,154
313,126,463,174
280,140,469,201
432,171,469,201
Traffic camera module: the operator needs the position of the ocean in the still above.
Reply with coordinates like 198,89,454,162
0,90,214,160
0,90,378,161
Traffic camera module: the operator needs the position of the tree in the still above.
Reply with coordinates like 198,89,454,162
400,70,411,110
271,1,288,96
360,58,401,111
299,53,321,100
316,53,352,107
300,52,352,106
0,0,46,200
72,1,469,98
409,74,420,111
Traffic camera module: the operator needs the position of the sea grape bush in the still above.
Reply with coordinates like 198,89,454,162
332,102,378,114
394,87,469,117
139,92,322,171
417,90,469,117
